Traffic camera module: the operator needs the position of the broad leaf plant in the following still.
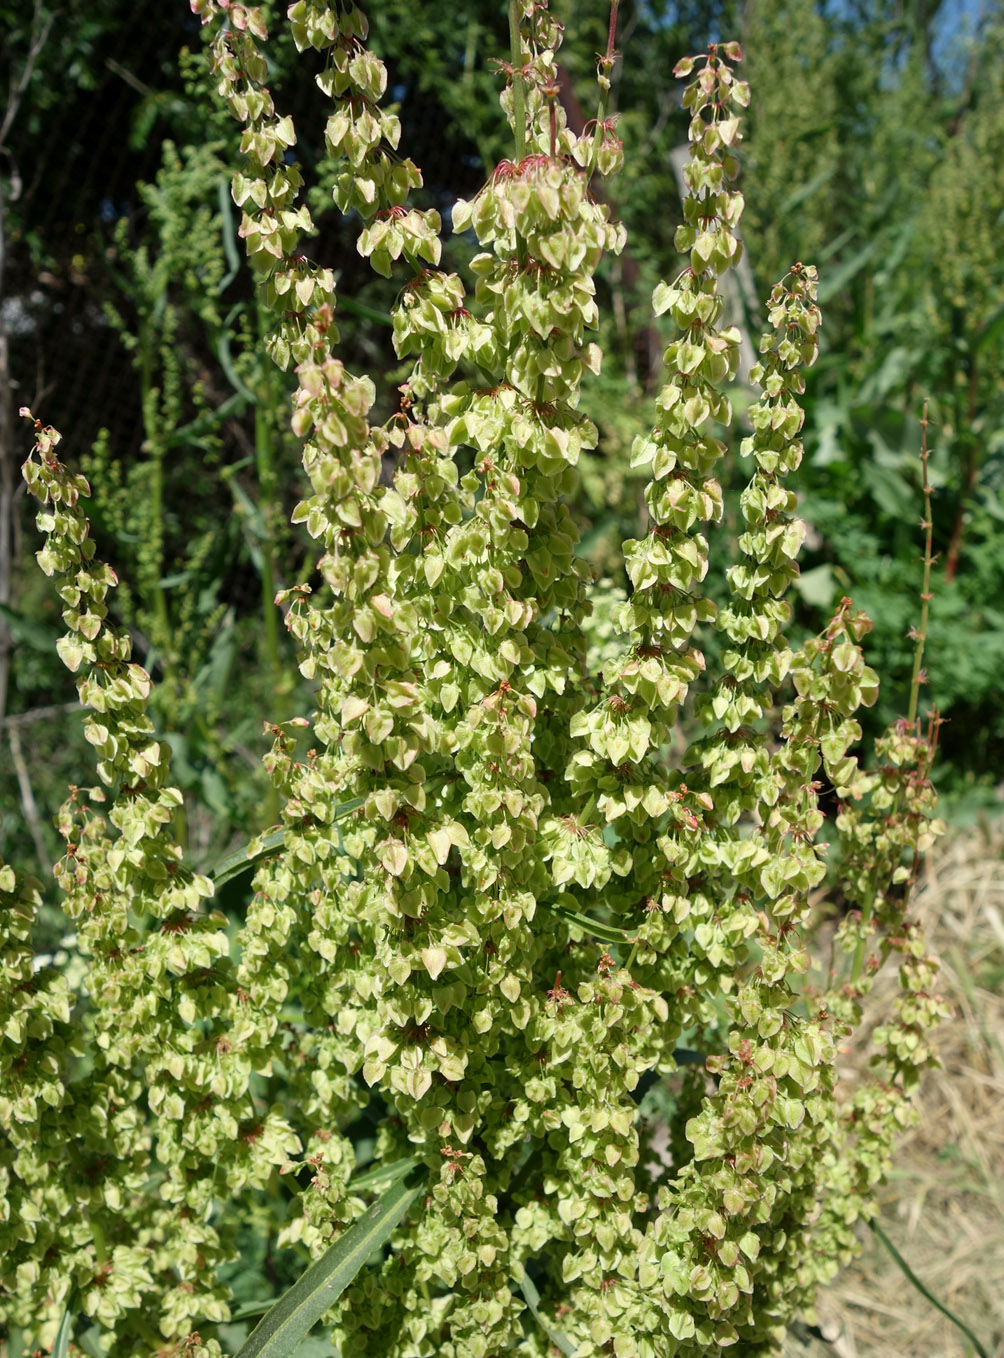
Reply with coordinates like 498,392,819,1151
2,2,948,1355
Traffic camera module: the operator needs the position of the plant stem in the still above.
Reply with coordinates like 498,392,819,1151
140,324,170,660
8,725,50,874
254,466,280,706
140,317,187,845
909,401,933,726
590,1,620,172
91,1218,107,1267
255,301,282,823
944,357,980,582
605,0,620,71
849,874,877,988
508,0,527,162
255,309,281,692
852,410,935,984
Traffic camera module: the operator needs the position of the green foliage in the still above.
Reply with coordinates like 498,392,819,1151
2,4,951,1357
81,130,306,842
234,1159,427,1358
742,0,1004,790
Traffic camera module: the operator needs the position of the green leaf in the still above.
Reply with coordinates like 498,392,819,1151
286,1340,338,1358
975,297,1004,355
796,564,837,609
52,1308,72,1358
234,1162,428,1358
218,175,243,292
0,602,60,651
334,294,394,328
817,241,878,304
217,321,259,405
869,1221,990,1358
545,901,636,946
212,799,364,887
77,1327,105,1358
652,280,675,316
814,223,857,266
861,460,914,518
519,1272,576,1356
779,163,836,216
230,1300,274,1322
347,1157,416,1193
165,390,248,449
229,475,269,542
212,828,286,887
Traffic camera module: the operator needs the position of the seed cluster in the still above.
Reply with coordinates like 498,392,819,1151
1,5,947,1356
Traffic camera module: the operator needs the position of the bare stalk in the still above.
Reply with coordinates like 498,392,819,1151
255,298,281,823
590,1,620,172
9,724,51,874
851,404,936,986
909,401,934,725
1,700,82,728
508,0,527,161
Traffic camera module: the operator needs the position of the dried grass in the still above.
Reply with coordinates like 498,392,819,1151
788,822,1004,1358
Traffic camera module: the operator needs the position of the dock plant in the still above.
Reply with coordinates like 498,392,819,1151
2,2,948,1355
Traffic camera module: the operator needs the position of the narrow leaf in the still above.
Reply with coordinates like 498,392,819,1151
347,1156,416,1193
52,1309,72,1358
212,828,286,888
869,1221,990,1358
779,163,836,216
546,902,636,946
78,1327,105,1358
975,297,1004,355
165,391,248,449
519,1273,576,1356
234,1163,428,1358
817,241,878,304
335,294,394,328
217,175,243,290
217,324,259,405
212,799,364,887
230,1300,273,1322
0,602,60,651
813,223,857,266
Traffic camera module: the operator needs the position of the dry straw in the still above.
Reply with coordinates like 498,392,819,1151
786,823,1004,1358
